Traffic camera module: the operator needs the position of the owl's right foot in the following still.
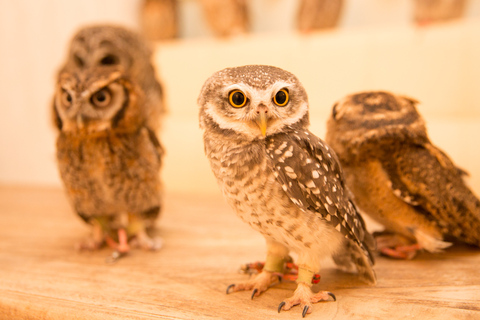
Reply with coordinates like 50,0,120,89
226,270,281,299
374,231,419,259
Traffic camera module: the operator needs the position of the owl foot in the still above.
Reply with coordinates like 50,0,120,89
278,283,336,317
130,232,163,251
226,270,280,299
374,231,421,259
239,260,321,284
105,228,130,253
74,238,104,251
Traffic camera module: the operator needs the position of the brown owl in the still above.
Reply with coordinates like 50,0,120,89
297,0,344,32
325,91,480,259
141,0,178,41
413,0,468,25
198,0,249,38
52,66,164,256
60,24,165,131
199,65,375,317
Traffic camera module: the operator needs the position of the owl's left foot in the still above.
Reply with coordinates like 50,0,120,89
130,232,163,251
278,283,336,317
226,270,280,298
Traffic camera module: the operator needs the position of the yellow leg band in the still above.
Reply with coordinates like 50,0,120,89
263,254,285,273
297,266,315,287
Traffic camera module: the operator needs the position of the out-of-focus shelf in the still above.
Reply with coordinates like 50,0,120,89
1,185,479,319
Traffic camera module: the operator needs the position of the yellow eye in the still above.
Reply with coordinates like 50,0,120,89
229,90,247,108
273,88,289,107
91,88,112,108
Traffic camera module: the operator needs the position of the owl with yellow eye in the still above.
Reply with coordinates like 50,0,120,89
199,65,375,317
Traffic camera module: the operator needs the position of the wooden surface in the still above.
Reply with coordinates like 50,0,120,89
1,185,479,319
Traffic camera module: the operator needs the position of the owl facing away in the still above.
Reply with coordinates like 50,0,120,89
413,0,468,25
141,0,178,41
60,24,165,130
52,66,164,255
198,0,249,38
325,91,480,259
199,65,375,316
297,0,344,32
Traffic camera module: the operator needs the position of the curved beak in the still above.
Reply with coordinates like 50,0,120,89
255,112,267,137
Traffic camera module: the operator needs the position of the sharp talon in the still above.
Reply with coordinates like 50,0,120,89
328,292,336,301
278,301,285,313
302,305,309,318
226,284,235,294
251,288,258,300
277,275,282,283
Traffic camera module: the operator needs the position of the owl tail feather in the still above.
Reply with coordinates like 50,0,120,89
332,239,377,285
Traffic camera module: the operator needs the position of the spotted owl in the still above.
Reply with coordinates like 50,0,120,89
52,65,164,255
60,24,165,130
198,65,376,316
141,0,178,41
325,91,480,259
198,0,249,38
413,0,468,25
297,0,344,32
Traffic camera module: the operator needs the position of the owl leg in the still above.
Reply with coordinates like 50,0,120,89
278,266,336,317
227,239,288,298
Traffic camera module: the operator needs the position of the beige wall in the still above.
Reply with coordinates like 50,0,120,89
0,1,479,197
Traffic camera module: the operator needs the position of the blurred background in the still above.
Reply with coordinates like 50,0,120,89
1,0,479,195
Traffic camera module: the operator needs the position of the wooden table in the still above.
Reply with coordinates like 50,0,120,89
1,185,479,319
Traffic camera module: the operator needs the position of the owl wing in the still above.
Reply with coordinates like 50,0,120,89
380,142,480,246
266,130,375,263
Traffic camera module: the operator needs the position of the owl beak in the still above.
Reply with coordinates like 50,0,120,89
76,114,85,129
255,112,268,137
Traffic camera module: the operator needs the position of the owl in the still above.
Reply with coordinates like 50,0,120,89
60,24,165,130
325,91,480,259
297,0,344,32
413,0,468,25
198,0,249,38
198,65,375,316
141,0,178,41
52,66,164,255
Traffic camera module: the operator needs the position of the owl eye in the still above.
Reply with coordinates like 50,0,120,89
100,54,118,65
91,88,112,108
273,89,289,107
61,89,73,107
229,90,247,108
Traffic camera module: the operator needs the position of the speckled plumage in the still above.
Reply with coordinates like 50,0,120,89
60,24,165,130
53,65,164,252
199,65,375,316
326,91,480,258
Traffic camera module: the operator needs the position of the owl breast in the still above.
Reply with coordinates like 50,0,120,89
56,129,161,220
204,135,344,255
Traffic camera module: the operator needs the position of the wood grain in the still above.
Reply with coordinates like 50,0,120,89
0,185,479,319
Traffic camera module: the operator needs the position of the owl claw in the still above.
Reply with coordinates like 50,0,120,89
226,284,235,294
278,283,335,316
302,305,309,318
251,288,258,300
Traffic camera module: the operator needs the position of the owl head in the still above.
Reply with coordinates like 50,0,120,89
198,65,309,140
61,24,153,83
53,66,144,135
326,91,429,159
